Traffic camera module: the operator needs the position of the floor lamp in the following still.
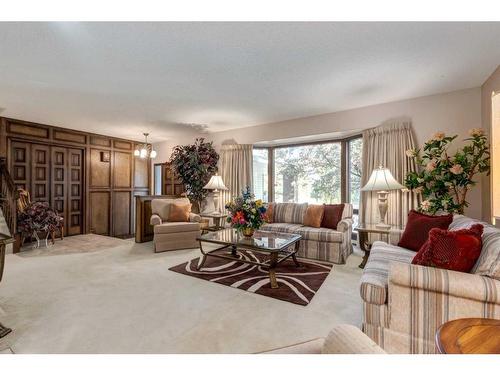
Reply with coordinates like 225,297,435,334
361,166,404,228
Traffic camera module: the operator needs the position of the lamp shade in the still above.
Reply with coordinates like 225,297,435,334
203,175,228,190
361,166,404,192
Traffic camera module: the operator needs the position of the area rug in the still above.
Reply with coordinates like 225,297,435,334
169,249,333,306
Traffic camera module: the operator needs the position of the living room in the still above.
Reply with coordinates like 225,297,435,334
1,1,500,373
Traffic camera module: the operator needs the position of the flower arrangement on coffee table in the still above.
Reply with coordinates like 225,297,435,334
404,128,490,214
225,187,267,237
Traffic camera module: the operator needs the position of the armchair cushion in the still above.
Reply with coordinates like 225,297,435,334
154,222,200,234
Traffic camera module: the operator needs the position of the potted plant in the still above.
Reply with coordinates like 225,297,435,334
169,138,219,211
17,201,62,246
225,187,267,237
404,128,490,214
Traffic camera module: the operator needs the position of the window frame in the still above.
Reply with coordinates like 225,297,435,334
253,134,362,206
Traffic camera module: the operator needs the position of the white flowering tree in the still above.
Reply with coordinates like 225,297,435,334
404,129,490,214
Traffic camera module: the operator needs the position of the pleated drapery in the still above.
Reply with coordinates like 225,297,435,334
218,144,253,212
359,119,419,229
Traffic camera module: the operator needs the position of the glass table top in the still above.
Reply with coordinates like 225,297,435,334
198,228,301,251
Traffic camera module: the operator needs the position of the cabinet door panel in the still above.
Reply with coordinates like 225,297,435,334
90,192,110,235
30,144,50,202
10,141,30,191
67,148,83,235
113,191,131,237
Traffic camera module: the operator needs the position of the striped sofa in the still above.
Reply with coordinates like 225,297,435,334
261,203,353,264
360,215,500,353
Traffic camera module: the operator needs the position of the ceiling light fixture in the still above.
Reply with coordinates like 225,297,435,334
134,133,157,159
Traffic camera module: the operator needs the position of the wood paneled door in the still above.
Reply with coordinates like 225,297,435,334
10,141,84,236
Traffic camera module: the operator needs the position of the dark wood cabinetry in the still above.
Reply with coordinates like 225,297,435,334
0,117,150,245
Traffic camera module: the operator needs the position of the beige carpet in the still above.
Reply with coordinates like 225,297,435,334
0,234,363,353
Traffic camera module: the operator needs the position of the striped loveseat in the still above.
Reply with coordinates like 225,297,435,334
360,215,500,353
261,203,353,264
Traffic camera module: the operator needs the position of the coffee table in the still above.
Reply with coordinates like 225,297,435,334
196,228,302,289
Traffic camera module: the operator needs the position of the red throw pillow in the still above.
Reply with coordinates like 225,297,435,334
321,204,344,229
398,210,453,251
412,224,483,273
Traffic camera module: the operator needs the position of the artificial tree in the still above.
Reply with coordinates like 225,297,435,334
169,138,219,211
404,128,490,214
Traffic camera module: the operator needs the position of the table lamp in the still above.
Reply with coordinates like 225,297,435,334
203,174,228,214
361,166,404,228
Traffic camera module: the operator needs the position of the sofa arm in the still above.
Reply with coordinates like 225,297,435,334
337,218,352,232
322,324,386,354
388,228,404,246
150,214,162,226
189,213,202,223
389,262,500,304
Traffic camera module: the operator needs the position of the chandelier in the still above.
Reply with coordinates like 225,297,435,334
134,133,157,159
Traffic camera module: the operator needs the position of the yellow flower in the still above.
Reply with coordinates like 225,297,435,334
255,199,263,207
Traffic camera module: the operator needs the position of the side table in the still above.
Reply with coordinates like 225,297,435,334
436,318,500,354
200,212,228,232
355,223,401,269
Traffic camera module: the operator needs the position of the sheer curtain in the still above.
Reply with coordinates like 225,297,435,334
218,144,253,212
359,119,419,228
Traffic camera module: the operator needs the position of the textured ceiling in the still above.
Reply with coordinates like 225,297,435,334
0,22,499,142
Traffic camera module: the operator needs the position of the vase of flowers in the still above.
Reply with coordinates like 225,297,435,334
404,128,490,214
225,187,267,237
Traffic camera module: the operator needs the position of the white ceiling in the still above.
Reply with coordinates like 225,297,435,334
0,22,499,142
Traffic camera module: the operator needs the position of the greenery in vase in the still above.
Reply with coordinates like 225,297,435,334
225,187,267,232
169,138,219,209
404,129,490,215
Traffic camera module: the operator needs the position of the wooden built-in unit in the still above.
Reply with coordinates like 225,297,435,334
0,117,151,244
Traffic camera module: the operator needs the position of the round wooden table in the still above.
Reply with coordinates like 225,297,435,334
436,318,500,354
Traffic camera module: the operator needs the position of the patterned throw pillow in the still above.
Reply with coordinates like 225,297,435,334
321,204,344,230
412,224,483,273
398,210,453,251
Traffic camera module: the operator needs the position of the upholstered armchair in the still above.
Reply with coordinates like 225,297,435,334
150,197,202,252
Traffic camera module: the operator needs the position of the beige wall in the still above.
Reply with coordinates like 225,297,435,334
207,88,483,219
481,65,500,223
154,87,484,219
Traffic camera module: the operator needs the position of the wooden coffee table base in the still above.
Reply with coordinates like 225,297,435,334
436,318,500,354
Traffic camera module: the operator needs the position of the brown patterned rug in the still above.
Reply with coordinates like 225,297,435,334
169,249,333,306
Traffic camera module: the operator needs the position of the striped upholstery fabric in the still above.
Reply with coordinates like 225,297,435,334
360,216,500,353
274,203,308,224
322,324,386,354
363,300,390,327
298,238,351,264
294,226,343,242
449,215,500,280
260,203,353,264
360,241,415,304
260,223,303,234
